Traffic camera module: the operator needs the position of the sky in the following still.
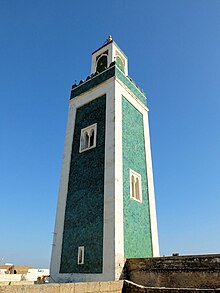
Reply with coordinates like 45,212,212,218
0,0,220,268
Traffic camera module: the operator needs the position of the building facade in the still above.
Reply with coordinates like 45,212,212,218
50,37,159,283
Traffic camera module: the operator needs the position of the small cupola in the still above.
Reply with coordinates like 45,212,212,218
91,36,128,75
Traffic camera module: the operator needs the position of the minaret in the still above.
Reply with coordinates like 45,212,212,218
50,37,159,283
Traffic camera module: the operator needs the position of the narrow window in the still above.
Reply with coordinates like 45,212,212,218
85,132,89,149
130,169,142,203
79,123,97,153
135,178,140,200
78,246,84,265
90,129,94,147
131,175,135,198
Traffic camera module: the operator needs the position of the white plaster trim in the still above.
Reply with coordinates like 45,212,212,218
143,112,160,257
115,76,148,112
50,102,76,280
115,79,145,115
114,89,124,280
102,82,116,281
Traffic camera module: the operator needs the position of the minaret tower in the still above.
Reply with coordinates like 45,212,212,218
50,37,159,283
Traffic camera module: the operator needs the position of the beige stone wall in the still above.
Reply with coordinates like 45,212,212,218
124,280,219,293
1,280,220,292
125,254,220,289
0,280,123,293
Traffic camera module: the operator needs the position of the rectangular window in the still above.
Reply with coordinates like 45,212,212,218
77,246,84,265
79,123,97,153
130,169,142,203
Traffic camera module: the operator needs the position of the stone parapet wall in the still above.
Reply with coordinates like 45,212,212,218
1,280,220,292
123,280,220,293
125,254,220,289
0,280,124,293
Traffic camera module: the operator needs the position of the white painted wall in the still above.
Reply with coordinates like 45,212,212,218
0,269,50,283
143,111,160,257
25,269,50,281
114,85,124,280
0,274,22,282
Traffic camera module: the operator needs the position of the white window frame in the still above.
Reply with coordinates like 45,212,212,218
79,123,97,153
130,169,142,203
77,246,84,265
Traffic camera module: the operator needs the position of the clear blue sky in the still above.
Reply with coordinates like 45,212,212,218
1,0,220,268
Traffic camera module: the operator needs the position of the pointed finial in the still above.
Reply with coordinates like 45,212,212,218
107,35,113,43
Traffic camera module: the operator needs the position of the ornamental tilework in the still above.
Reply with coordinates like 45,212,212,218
60,95,106,274
122,96,152,258
70,65,146,106
115,67,146,105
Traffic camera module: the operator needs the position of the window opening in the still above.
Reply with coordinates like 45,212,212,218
130,169,142,203
96,55,108,73
90,129,94,147
131,175,135,198
85,132,89,149
79,123,97,153
77,246,84,265
135,178,140,200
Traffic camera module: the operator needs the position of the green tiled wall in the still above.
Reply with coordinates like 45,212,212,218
60,95,106,273
70,65,147,106
122,96,153,258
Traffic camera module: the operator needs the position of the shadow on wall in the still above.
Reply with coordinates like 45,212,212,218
124,254,220,289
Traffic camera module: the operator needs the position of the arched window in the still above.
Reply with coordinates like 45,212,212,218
135,178,140,200
79,123,97,153
130,169,142,203
96,55,108,73
90,129,94,147
85,132,89,149
131,175,135,198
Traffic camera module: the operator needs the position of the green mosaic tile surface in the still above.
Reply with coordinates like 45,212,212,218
116,56,125,73
70,66,115,99
60,95,106,274
115,67,146,104
70,65,147,106
122,96,153,258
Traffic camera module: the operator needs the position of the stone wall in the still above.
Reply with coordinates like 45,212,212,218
1,280,220,293
0,280,124,293
125,254,220,289
123,280,220,293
